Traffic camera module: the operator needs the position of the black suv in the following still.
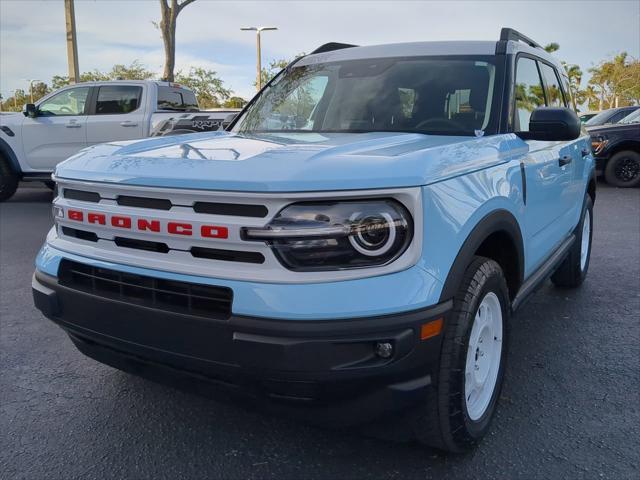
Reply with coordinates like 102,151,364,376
585,106,640,128
589,109,640,187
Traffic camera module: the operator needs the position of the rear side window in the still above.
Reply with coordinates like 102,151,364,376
560,74,575,110
157,87,199,111
539,63,564,107
514,57,545,131
95,86,142,114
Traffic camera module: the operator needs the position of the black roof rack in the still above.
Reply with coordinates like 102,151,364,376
499,28,543,50
310,42,358,55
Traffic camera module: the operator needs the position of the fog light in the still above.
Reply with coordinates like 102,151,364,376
375,342,393,359
52,206,64,219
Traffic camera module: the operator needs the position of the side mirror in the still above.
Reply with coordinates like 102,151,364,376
518,107,581,141
221,113,238,131
23,103,38,118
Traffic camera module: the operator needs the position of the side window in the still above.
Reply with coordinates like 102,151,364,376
38,87,89,116
539,63,564,107
560,74,575,110
514,57,545,131
95,86,142,114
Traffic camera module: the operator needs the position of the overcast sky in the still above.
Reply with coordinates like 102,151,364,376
1,0,639,102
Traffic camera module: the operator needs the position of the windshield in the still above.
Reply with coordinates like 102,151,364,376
585,110,612,126
618,109,640,124
233,56,500,136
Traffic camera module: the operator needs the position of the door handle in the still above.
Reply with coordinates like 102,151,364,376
120,121,138,127
65,122,81,128
559,155,572,167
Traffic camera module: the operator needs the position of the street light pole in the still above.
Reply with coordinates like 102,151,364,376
29,79,42,104
241,26,278,91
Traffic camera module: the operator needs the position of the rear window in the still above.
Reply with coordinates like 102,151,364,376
157,86,199,111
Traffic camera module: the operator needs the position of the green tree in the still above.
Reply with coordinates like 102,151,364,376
258,59,290,88
224,96,247,108
1,89,27,112
544,43,560,53
175,67,231,108
588,53,640,110
52,61,155,88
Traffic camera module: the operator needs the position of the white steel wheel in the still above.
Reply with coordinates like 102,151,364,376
580,209,591,271
464,291,504,421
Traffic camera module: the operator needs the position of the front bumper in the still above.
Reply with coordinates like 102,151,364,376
33,269,450,425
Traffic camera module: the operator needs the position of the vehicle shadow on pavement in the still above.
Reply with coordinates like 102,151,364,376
6,184,54,203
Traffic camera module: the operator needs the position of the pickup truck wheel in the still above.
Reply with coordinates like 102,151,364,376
414,257,509,453
551,194,593,288
604,151,640,188
0,155,19,202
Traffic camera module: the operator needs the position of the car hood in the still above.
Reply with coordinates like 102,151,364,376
55,131,520,192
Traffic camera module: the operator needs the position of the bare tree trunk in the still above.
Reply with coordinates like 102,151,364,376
159,0,197,82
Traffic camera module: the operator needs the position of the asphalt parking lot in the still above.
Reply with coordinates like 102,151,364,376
1,182,639,479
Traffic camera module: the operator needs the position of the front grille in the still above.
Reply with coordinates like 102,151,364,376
193,201,268,218
58,260,233,319
64,189,100,203
61,188,268,217
191,246,265,264
114,236,170,253
117,195,172,210
61,226,98,242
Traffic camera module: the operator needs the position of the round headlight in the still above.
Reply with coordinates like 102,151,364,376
349,212,396,256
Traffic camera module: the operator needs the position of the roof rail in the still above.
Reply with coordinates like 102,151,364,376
310,42,358,55
499,28,543,50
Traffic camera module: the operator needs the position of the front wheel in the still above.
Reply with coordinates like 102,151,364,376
604,150,640,188
415,257,509,452
0,155,19,202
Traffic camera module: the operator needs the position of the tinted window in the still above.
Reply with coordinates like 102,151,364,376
539,63,563,107
38,87,89,116
514,57,545,131
95,86,141,114
157,87,199,111
560,73,575,110
609,110,633,123
235,57,498,136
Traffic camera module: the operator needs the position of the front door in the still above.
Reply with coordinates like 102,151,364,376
21,86,90,170
513,56,575,274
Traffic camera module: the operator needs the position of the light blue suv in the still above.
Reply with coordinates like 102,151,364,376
32,28,595,452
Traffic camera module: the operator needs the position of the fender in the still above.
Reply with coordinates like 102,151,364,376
439,209,524,302
0,137,21,174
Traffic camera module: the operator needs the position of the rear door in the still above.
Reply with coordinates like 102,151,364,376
85,84,145,145
21,86,90,170
514,56,574,272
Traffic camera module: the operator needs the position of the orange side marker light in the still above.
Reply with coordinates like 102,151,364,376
421,318,443,340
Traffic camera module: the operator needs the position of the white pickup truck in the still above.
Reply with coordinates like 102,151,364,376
0,80,239,201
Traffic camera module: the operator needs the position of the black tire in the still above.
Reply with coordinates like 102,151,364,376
414,257,510,453
44,181,55,190
604,150,640,188
551,195,593,288
0,155,19,202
